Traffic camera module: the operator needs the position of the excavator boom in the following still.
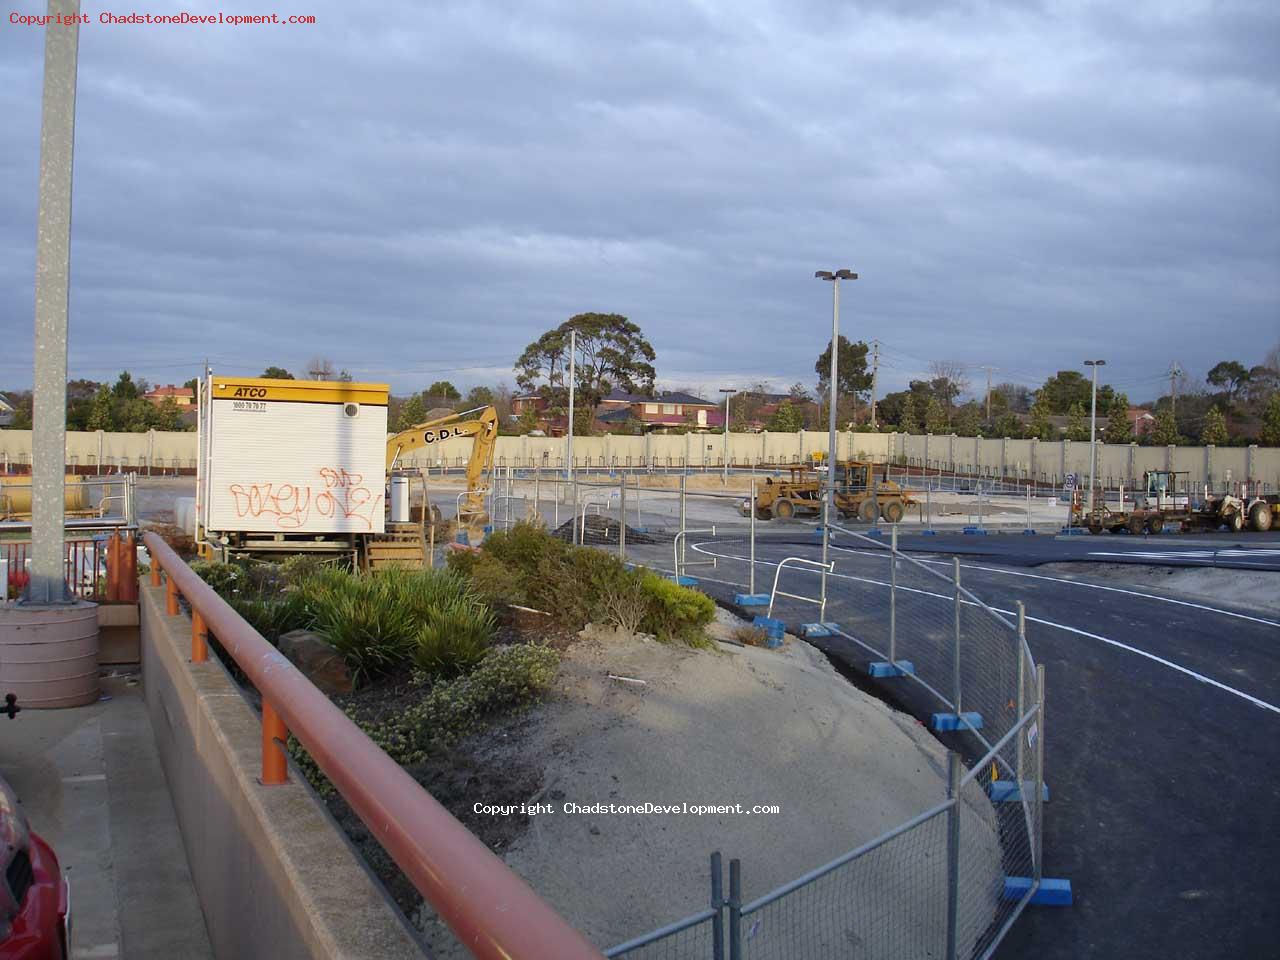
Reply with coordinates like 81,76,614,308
386,405,499,523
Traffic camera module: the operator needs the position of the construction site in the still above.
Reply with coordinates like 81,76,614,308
3,3,1280,960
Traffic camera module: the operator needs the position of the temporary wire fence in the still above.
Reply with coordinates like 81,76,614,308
502,473,1049,960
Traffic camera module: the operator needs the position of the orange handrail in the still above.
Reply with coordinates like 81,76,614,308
142,532,604,960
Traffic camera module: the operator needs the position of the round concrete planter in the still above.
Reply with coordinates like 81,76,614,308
0,601,99,708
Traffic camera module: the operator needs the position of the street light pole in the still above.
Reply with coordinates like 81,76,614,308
1085,359,1106,513
719,388,736,485
815,269,857,517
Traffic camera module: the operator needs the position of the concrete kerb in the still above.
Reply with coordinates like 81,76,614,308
139,584,423,960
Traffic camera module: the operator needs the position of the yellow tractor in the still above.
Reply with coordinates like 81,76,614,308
747,459,915,523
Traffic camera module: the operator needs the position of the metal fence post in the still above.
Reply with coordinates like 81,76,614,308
889,523,898,665
926,486,933,533
572,479,580,545
952,557,962,713
749,478,757,596
261,698,288,785
679,473,687,572
618,477,627,561
1016,601,1027,782
728,858,742,960
945,752,961,960
710,852,725,960
1035,663,1046,885
634,473,642,530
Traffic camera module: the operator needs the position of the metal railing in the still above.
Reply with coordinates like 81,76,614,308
2,529,138,602
141,531,605,960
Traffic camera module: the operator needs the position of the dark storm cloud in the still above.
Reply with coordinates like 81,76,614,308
1,0,1276,398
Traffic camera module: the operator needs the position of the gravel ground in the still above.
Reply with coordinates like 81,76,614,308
418,628,1001,958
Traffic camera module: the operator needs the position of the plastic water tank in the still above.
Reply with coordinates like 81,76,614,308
390,476,411,523
0,601,99,708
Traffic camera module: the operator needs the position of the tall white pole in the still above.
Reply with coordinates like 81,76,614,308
1088,365,1098,512
827,279,840,515
567,328,576,481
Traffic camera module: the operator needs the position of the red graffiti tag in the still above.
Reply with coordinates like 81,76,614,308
229,467,383,530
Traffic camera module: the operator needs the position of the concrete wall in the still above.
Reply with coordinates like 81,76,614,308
3,428,1277,488
887,432,1280,489
139,584,422,960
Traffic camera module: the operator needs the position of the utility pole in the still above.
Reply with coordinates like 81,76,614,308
567,328,576,481
1168,362,1181,418
869,340,880,431
1085,359,1106,512
27,0,81,603
984,367,995,422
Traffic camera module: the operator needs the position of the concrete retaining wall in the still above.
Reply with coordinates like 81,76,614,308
3,429,1277,488
139,584,423,960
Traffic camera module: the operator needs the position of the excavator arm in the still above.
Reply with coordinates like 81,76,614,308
386,405,499,522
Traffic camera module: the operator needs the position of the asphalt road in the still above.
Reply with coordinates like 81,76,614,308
624,530,1280,959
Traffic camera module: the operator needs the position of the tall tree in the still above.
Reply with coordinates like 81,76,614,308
993,413,1022,439
112,371,140,400
514,312,657,411
260,366,294,380
928,360,970,420
994,382,1032,414
1200,406,1228,446
1102,393,1133,444
461,385,495,409
953,404,981,437
787,382,813,403
1206,361,1249,405
396,395,427,431
1150,408,1182,446
426,381,461,403
86,386,114,430
153,396,184,431
1037,370,1114,415
766,401,804,432
814,337,872,402
1261,394,1280,445
899,395,921,433
1066,402,1088,442
1028,395,1056,441
924,397,947,434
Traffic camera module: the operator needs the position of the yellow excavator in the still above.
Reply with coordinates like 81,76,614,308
384,404,499,531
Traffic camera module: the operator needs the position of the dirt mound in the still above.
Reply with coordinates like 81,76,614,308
551,514,657,545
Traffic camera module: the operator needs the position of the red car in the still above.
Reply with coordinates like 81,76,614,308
0,776,69,960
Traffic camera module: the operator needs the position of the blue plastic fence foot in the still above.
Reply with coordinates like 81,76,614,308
454,531,470,545
633,526,650,533
868,660,915,678
734,593,771,607
1059,527,1086,536
483,525,493,534
669,575,699,587
751,616,785,643
922,529,938,536
930,711,985,732
962,526,989,535
1002,877,1073,906
1021,529,1037,535
987,781,1050,803
801,622,840,638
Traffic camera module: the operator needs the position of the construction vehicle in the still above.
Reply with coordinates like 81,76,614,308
384,404,498,530
745,459,916,523
1080,470,1280,534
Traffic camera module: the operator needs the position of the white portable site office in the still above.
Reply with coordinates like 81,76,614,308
197,376,390,540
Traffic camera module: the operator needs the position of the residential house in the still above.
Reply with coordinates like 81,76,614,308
1128,407,1156,438
0,395,13,427
597,389,723,432
143,384,195,407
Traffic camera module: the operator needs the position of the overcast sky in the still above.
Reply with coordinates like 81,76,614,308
2,0,1277,402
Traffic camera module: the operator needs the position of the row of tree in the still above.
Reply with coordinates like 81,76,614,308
1,372,192,433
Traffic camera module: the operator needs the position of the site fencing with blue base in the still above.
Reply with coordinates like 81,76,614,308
485,474,1057,960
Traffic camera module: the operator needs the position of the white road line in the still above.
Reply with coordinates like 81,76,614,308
688,541,1280,715
821,543,1280,630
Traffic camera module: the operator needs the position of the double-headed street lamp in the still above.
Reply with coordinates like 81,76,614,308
1085,359,1106,512
719,388,737,485
815,269,857,515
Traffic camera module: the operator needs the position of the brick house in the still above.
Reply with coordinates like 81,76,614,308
143,384,195,407
596,390,723,432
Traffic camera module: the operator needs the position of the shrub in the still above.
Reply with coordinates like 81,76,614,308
733,624,770,647
639,572,715,646
292,644,560,790
465,553,527,608
413,597,496,677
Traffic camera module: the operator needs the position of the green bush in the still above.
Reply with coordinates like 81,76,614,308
413,597,496,676
292,644,560,789
464,553,528,608
639,572,716,646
